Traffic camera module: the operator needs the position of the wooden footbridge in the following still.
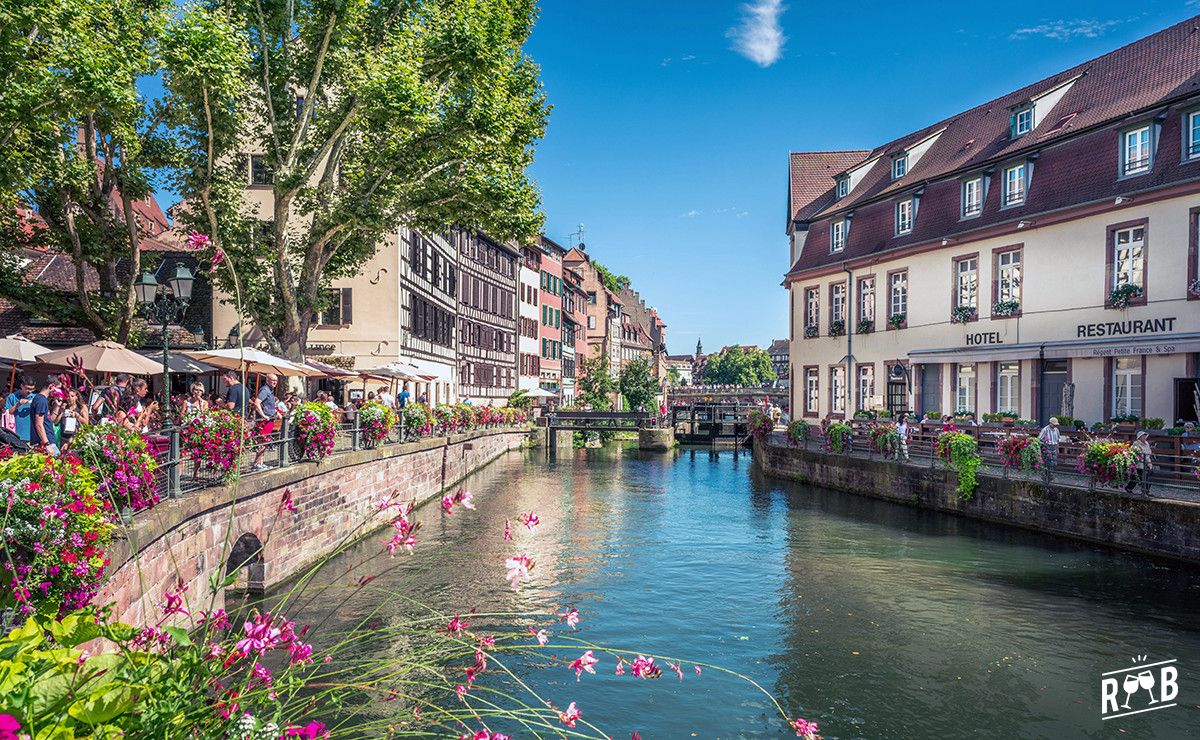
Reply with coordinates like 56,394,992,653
669,403,753,445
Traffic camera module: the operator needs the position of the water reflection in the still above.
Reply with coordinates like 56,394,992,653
276,445,1200,738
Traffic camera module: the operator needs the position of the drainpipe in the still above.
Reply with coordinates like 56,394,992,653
843,262,854,415
1037,343,1046,424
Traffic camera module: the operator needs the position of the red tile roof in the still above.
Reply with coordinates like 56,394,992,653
788,151,870,228
786,15,1200,278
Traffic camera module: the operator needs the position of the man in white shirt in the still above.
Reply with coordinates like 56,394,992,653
1037,417,1061,479
377,386,395,408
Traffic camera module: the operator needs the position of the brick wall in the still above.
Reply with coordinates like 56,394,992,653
755,435,1200,564
97,429,527,627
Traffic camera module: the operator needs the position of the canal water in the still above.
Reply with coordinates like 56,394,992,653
280,445,1200,738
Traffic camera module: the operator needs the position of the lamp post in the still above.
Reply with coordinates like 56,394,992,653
134,262,195,417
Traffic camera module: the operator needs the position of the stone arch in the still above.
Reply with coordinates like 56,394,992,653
226,532,265,594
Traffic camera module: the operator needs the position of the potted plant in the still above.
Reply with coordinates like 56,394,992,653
953,409,975,424
857,318,874,335
992,300,1020,317
1189,278,1200,298
950,305,977,323
1075,439,1139,488
887,313,906,329
923,410,942,424
828,319,845,337
1108,284,1143,309
1110,414,1140,430
804,324,819,339
785,419,809,446
852,409,875,420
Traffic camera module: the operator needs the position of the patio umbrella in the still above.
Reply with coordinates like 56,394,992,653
184,347,319,377
138,351,221,375
361,363,422,382
522,387,558,398
0,335,50,363
305,359,359,378
36,341,164,375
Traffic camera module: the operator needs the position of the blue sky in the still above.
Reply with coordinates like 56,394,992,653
525,1,1200,354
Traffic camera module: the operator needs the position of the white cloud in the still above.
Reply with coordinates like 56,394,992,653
682,54,696,61
681,209,702,218
727,0,786,67
1010,18,1122,41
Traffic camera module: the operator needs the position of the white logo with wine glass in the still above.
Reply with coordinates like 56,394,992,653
1101,656,1179,720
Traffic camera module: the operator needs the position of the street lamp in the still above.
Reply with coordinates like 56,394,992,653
135,262,195,416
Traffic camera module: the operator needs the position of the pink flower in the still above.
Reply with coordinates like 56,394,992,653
210,246,226,271
519,511,540,531
694,664,703,675
185,230,211,250
504,554,533,589
502,519,512,541
615,661,625,676
632,733,641,740
528,627,549,645
561,608,580,629
441,494,455,515
447,614,470,636
456,683,468,701
283,721,328,738
558,701,581,728
236,614,284,655
454,489,475,510
279,489,297,514
668,661,683,680
790,718,821,738
568,650,599,680
161,580,189,618
630,655,660,679
0,714,21,740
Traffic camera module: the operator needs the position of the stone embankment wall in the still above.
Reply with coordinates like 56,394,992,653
755,436,1200,564
98,429,528,626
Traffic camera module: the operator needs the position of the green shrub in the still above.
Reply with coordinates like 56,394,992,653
936,431,981,499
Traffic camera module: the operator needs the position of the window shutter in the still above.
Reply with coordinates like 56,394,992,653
341,288,353,325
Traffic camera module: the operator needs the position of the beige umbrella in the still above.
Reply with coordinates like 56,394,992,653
184,347,319,377
0,335,50,363
36,341,163,375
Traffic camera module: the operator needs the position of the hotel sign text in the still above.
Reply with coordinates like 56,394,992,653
1076,317,1176,338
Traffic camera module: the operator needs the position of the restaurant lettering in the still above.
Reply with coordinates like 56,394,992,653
1076,317,1176,338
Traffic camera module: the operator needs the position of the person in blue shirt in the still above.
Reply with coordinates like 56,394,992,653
4,375,35,442
30,377,61,455
398,383,410,409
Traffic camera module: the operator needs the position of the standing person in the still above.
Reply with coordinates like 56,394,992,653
398,383,410,409
896,412,911,461
117,379,157,434
1038,417,1061,479
4,376,35,442
182,382,209,416
92,373,129,423
30,377,62,455
58,388,89,451
1126,430,1154,495
222,370,247,416
377,385,395,409
251,373,279,471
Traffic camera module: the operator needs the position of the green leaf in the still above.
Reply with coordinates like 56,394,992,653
163,626,192,646
68,685,136,725
48,615,101,648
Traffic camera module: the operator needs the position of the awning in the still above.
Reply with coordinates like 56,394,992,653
908,332,1200,364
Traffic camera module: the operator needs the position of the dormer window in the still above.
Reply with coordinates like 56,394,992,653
1002,162,1028,207
1011,104,1034,138
892,154,908,179
835,176,849,199
961,176,983,218
1121,125,1152,176
830,219,847,253
895,198,913,236
1186,110,1200,160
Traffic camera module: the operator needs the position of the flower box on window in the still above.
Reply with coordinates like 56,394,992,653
803,325,819,339
950,305,977,324
828,319,845,337
992,300,1020,317
1188,278,1200,298
1108,284,1143,309
887,313,905,329
856,319,874,335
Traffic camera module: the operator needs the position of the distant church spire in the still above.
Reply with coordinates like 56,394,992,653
695,337,703,357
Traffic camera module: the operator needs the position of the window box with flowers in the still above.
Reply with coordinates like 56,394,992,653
992,300,1020,317
856,319,874,335
1108,284,1143,309
1188,278,1200,298
887,313,906,330
828,319,845,337
803,324,819,339
950,305,977,323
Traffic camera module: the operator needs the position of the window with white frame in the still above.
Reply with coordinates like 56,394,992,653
955,363,976,414
1112,225,1145,290
830,219,846,252
889,271,907,319
1187,111,1200,160
996,250,1022,305
805,368,819,414
895,198,913,235
997,362,1019,414
859,277,875,322
962,177,983,217
1121,126,1152,176
830,366,846,414
1011,105,1034,138
1113,357,1142,417
805,288,819,328
955,257,978,309
836,176,849,199
858,364,874,409
831,283,846,323
892,154,908,179
1003,163,1027,206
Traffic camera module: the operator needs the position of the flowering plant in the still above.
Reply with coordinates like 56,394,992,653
887,313,905,329
803,325,819,339
293,402,336,461
1108,283,1143,309
71,423,158,513
1189,278,1200,298
869,425,900,458
180,409,249,478
433,404,457,432
827,319,845,337
454,403,478,430
0,454,111,617
992,300,1020,317
856,318,873,334
996,433,1043,472
950,305,977,323
785,419,809,446
402,402,432,436
746,409,774,438
357,401,397,448
936,431,981,498
1076,439,1138,486
825,422,852,453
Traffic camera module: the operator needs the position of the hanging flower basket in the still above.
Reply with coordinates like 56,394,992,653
1075,439,1139,487
992,300,1020,317
825,422,853,453
785,419,809,446
996,433,1043,472
293,402,336,461
180,409,249,479
950,305,977,323
828,319,845,337
357,401,397,448
1108,284,1143,309
746,409,774,438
